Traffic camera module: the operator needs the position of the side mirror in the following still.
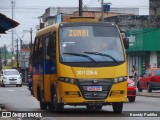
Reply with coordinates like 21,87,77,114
123,38,129,49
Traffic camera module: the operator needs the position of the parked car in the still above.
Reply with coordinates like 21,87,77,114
137,68,160,92
0,69,22,87
127,77,136,102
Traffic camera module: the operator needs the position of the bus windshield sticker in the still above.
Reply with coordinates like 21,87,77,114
61,42,75,47
69,29,89,37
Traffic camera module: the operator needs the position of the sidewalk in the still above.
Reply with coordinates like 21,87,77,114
137,91,160,98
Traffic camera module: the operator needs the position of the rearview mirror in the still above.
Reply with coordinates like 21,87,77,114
123,38,129,49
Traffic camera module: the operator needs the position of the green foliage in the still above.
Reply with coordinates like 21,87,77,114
0,46,14,59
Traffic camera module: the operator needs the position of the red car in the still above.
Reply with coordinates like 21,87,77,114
137,68,160,92
127,77,136,102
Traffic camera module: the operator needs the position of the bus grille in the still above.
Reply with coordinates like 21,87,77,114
77,79,112,100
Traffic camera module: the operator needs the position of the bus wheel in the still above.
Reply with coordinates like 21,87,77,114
38,91,47,110
50,92,64,112
112,102,123,113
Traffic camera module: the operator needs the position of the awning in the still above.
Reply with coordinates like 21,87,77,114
0,13,19,33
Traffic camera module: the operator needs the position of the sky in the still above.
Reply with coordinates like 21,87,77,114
0,0,149,50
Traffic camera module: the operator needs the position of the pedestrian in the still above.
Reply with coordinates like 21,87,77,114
132,65,138,81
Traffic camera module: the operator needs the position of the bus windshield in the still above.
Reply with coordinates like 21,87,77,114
59,25,124,63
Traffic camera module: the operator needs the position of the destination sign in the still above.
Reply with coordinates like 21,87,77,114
69,29,89,37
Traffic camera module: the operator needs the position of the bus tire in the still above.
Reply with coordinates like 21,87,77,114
112,102,123,113
37,88,47,110
50,89,64,112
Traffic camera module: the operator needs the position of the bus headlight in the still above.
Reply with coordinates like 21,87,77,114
113,77,127,84
59,77,76,84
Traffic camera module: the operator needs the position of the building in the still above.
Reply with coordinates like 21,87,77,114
105,15,160,76
41,7,139,26
150,0,160,15
126,28,160,76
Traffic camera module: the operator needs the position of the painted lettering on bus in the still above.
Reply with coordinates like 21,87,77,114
69,30,89,37
77,70,97,75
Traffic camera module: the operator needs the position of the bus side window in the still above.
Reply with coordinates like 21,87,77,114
38,38,43,59
47,32,56,60
45,38,50,60
33,38,40,61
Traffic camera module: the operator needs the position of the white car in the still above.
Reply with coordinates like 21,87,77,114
0,69,22,87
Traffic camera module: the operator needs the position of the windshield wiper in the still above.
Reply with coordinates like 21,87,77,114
62,52,97,64
84,52,119,64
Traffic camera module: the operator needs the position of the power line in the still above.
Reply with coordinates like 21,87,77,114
86,0,97,7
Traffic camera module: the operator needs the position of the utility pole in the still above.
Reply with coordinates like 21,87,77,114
16,39,19,67
11,0,15,68
11,0,15,54
101,0,104,22
23,28,33,51
2,45,7,66
79,0,83,16
30,28,33,51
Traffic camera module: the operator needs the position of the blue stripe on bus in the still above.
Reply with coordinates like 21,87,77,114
33,60,56,75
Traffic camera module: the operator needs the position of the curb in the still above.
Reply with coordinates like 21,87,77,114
137,92,160,98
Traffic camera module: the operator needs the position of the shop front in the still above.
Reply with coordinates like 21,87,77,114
126,28,160,76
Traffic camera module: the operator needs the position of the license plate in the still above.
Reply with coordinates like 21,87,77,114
87,86,102,91
9,82,17,84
